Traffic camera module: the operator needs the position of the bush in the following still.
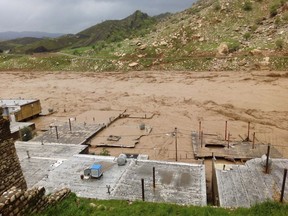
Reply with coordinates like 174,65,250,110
251,24,258,32
243,1,253,11
99,148,110,156
275,17,281,25
243,32,251,40
275,39,284,50
283,11,288,21
20,126,33,141
214,2,221,11
281,0,288,6
270,5,278,17
228,40,241,52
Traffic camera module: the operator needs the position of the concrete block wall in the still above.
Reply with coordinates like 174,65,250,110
0,186,70,216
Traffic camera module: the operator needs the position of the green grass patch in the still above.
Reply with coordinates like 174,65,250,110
33,193,288,216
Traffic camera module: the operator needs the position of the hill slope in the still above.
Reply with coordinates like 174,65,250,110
0,0,287,71
0,31,63,41
0,11,165,54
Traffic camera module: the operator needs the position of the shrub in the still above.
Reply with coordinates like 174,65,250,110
228,40,241,52
270,5,278,17
275,39,284,50
99,148,110,156
275,17,281,25
251,24,258,32
280,0,288,6
283,11,288,21
243,1,253,11
20,126,33,141
243,32,251,40
214,2,221,11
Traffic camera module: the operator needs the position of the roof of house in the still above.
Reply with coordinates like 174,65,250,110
214,158,288,207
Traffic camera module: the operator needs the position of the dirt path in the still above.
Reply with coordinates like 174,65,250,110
1,70,287,159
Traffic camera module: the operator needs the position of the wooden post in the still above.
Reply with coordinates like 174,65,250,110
211,152,215,205
280,169,287,203
69,118,72,131
225,121,228,141
247,122,250,141
201,131,204,148
175,127,178,162
252,132,255,149
153,167,156,189
55,126,59,140
265,145,271,174
199,121,202,140
141,178,145,201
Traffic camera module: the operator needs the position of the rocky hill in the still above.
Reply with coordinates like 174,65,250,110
0,0,287,71
107,0,288,71
0,11,164,54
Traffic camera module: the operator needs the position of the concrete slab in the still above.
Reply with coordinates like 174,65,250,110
75,110,124,125
92,123,152,148
16,145,206,205
113,160,207,206
192,132,282,160
15,141,88,187
32,122,104,145
0,99,38,107
10,122,35,134
214,158,288,207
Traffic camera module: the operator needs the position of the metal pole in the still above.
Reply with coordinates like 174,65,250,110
280,169,287,203
225,121,227,141
265,145,271,174
227,133,230,149
247,122,250,141
252,132,255,149
153,167,155,189
141,178,145,201
69,118,72,131
199,121,202,140
175,127,178,162
201,131,203,148
55,126,59,140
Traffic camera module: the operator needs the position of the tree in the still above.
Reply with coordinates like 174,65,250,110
20,127,33,141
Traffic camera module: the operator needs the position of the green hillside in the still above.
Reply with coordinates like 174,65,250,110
0,0,287,71
0,10,165,54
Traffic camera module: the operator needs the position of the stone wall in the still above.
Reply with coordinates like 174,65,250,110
0,107,71,215
0,186,70,216
0,108,27,195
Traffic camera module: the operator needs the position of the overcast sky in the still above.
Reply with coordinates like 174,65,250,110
0,0,196,34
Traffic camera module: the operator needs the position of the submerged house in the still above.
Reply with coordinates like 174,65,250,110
0,99,41,122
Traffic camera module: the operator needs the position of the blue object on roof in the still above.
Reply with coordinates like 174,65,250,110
91,164,102,170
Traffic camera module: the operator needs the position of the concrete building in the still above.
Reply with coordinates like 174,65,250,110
0,99,41,122
212,158,288,207
15,141,207,206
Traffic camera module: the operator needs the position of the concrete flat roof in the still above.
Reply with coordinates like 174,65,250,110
215,158,288,207
32,123,104,145
0,99,38,107
15,141,88,187
10,122,35,134
15,142,207,206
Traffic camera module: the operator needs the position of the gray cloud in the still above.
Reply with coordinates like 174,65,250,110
0,0,195,33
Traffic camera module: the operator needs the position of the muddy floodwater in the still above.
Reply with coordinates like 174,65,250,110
1,70,288,161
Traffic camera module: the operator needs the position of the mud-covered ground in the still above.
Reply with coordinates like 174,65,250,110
1,70,287,160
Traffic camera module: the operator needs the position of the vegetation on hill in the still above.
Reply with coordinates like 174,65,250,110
0,10,166,54
0,0,287,71
33,193,288,216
